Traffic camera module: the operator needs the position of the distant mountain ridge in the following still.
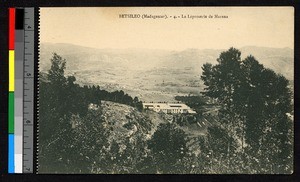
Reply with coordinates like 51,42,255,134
40,43,293,79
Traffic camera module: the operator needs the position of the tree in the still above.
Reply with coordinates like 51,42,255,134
200,48,293,173
241,58,293,173
201,48,243,105
240,56,266,151
39,53,68,143
48,53,67,85
148,122,188,173
194,126,241,174
133,96,143,111
39,53,92,173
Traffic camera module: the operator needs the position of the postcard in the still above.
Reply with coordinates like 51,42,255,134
38,7,294,174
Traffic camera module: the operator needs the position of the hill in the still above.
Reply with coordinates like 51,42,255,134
39,100,209,173
100,101,208,141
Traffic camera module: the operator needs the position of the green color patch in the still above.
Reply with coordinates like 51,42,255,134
8,92,14,134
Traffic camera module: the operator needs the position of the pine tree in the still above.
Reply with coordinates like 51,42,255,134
200,48,293,173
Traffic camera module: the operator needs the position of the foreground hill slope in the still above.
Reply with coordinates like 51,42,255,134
39,100,209,173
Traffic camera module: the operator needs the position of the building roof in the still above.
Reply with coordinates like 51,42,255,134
143,102,196,113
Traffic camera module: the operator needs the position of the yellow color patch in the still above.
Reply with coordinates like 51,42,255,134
9,50,14,92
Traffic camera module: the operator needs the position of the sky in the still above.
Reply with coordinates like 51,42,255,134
40,7,294,51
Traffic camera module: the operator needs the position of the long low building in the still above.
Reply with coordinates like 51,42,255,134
143,102,196,114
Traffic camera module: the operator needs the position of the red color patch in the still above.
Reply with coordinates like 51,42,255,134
9,8,15,50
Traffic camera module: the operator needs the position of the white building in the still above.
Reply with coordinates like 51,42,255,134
143,102,196,114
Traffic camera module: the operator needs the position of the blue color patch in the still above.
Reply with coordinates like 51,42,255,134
8,134,14,173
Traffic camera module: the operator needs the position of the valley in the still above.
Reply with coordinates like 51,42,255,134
40,43,294,102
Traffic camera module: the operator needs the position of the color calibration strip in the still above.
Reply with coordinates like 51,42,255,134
8,7,15,173
8,7,34,173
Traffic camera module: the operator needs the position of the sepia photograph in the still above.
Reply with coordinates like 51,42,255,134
38,7,294,174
